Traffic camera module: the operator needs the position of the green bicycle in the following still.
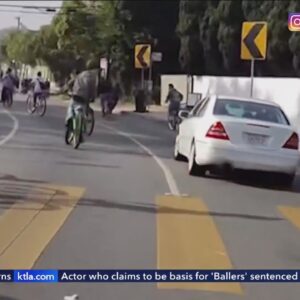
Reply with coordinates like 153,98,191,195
65,105,95,149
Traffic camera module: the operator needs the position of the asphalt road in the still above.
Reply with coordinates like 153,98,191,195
0,94,300,300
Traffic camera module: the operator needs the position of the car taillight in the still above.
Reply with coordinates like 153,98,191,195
206,122,229,140
282,132,299,150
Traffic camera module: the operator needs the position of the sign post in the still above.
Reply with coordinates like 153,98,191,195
241,22,267,97
250,59,254,97
141,69,145,89
148,61,152,89
135,44,151,90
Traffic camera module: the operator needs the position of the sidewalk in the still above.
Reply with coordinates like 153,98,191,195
48,95,167,114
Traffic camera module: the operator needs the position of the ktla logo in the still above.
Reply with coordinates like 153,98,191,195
288,13,300,31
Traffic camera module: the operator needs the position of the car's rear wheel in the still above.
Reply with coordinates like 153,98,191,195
188,142,206,176
174,136,186,161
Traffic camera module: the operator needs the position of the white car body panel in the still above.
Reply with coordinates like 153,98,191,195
177,95,300,175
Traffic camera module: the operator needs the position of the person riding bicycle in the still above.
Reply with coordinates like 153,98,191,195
165,84,183,118
32,71,46,108
1,68,16,102
65,66,102,139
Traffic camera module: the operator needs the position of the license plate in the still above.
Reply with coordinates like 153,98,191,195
245,133,267,145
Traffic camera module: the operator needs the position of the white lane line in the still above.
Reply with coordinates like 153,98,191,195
0,110,19,146
100,123,180,196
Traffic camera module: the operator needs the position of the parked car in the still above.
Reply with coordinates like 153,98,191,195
174,94,300,186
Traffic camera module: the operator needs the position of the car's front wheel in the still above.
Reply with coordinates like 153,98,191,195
188,142,206,176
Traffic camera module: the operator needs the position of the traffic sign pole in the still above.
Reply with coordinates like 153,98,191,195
141,69,145,89
148,59,153,92
149,61,152,83
240,22,267,98
250,59,254,98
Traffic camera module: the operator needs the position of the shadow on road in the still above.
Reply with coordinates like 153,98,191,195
122,111,167,126
0,296,19,300
55,161,120,169
0,174,67,211
206,171,300,194
0,174,46,184
78,197,283,221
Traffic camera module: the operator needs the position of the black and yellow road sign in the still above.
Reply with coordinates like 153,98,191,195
135,44,151,69
241,22,267,60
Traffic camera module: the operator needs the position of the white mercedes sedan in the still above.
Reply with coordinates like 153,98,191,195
174,95,300,185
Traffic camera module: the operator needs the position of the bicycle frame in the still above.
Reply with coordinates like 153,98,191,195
73,106,84,136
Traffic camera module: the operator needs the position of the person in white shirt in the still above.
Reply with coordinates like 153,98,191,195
32,71,45,107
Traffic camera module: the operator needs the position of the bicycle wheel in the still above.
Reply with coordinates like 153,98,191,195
36,95,47,117
72,113,83,149
26,94,34,114
65,120,73,145
86,108,95,136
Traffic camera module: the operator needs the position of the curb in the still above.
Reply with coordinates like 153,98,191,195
48,96,167,114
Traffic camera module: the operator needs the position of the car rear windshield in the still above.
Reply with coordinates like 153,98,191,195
213,99,290,125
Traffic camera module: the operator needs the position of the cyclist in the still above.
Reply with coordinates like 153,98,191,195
1,68,16,103
65,66,102,140
165,83,183,119
31,71,46,109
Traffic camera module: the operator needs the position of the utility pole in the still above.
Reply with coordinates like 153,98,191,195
15,17,21,86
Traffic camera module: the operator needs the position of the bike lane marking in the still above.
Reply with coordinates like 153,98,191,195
156,195,243,295
0,184,85,269
278,206,300,230
0,109,19,146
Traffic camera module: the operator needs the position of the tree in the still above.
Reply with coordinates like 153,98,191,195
122,0,181,74
33,25,70,82
4,31,37,66
217,0,244,75
289,0,300,76
264,0,293,76
242,0,268,20
54,0,101,62
177,0,206,74
199,1,223,75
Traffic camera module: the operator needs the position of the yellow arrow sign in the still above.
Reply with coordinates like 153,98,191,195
241,22,267,60
135,44,151,69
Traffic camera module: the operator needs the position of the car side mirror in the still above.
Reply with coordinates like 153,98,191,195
178,110,189,119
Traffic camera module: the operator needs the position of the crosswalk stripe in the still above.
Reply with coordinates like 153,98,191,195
0,184,85,269
156,195,243,295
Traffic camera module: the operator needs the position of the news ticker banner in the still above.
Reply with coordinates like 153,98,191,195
0,270,300,283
